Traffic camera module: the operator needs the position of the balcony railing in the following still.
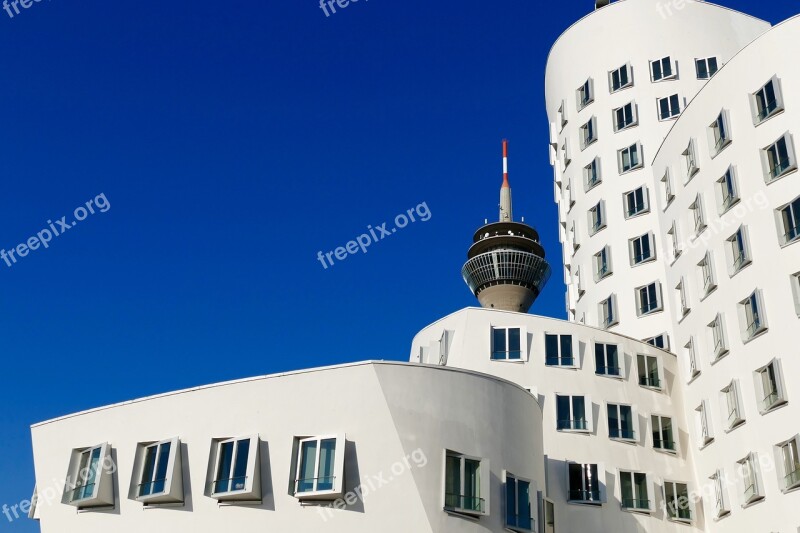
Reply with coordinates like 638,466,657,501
762,390,781,410
295,475,335,494
610,427,636,440
727,407,739,427
138,478,167,497
743,482,758,502
668,504,692,521
568,489,601,503
757,99,779,122
445,493,485,513
654,439,676,451
746,315,763,338
597,366,621,377
721,192,737,211
507,513,534,530
785,465,800,489
714,134,729,153
622,498,650,510
770,159,794,180
70,483,96,502
557,418,588,431
639,373,661,388
546,356,575,367
784,223,800,244
214,476,248,494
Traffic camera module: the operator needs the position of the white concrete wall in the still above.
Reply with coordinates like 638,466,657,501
30,362,544,533
411,307,701,532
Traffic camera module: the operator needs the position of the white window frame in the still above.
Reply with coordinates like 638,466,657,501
739,289,767,341
629,232,655,266
664,481,694,522
211,435,261,501
593,246,612,281
696,400,714,448
588,201,606,235
682,139,699,182
737,453,765,505
594,342,622,378
566,462,606,504
778,194,800,246
556,394,592,432
750,75,784,125
708,110,732,157
668,221,682,262
599,295,618,329
791,271,800,317
652,415,677,453
721,380,745,430
607,402,637,442
619,471,654,513
708,314,728,362
570,222,579,253
545,333,576,368
504,472,536,532
650,56,677,82
676,278,690,318
685,337,700,381
64,443,115,509
762,132,797,183
710,470,731,518
580,116,598,150
577,78,594,110
754,359,787,414
293,434,346,499
613,102,638,132
637,353,662,390
695,57,718,79
561,139,571,170
635,281,663,316
661,169,675,207
609,63,633,93
135,437,183,504
624,186,649,218
557,100,568,130
776,436,800,492
698,252,717,296
657,94,682,121
717,165,739,214
644,333,669,351
726,226,751,275
444,451,489,516
690,194,706,235
584,157,602,191
618,142,643,173
491,326,525,361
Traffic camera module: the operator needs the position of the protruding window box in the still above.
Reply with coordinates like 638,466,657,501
64,443,115,509
135,438,183,505
293,435,345,501
210,435,261,503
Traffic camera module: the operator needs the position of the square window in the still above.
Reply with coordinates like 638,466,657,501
629,233,655,265
567,463,604,504
636,282,662,316
738,453,764,504
599,295,617,329
505,473,535,532
717,166,739,213
609,63,633,93
637,354,661,389
589,201,606,235
593,246,612,281
492,327,523,360
561,139,571,170
213,436,261,501
445,452,486,515
658,94,681,120
778,437,800,492
595,342,620,377
652,415,676,452
584,158,602,190
755,359,787,413
668,222,682,261
545,334,575,367
650,56,676,82
64,443,115,509
613,102,638,131
696,57,719,79
136,438,183,504
618,143,643,173
556,394,590,431
624,186,649,218
752,76,784,124
740,290,767,340
577,78,594,110
620,471,652,512
726,226,751,274
779,195,800,245
709,110,732,156
294,435,345,499
763,133,797,183
608,403,636,441
580,117,598,150
558,100,568,129
791,271,800,316
644,334,669,350
664,481,693,521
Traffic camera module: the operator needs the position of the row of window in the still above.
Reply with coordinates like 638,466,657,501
64,435,344,509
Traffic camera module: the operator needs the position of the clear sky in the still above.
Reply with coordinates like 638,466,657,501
0,0,796,530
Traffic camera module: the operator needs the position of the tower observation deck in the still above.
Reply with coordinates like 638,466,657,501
461,141,551,313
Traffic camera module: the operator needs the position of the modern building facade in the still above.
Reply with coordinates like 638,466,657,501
28,1,800,532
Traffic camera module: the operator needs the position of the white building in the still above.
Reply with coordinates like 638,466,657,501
28,1,800,532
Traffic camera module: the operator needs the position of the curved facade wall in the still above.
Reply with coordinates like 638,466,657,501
30,362,545,533
411,308,702,532
545,0,770,346
650,14,800,532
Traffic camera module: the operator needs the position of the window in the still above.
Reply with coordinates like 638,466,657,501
557,100,567,129
752,76,784,124
717,166,739,213
686,338,700,379
756,359,787,413
567,463,603,504
593,246,612,281
624,186,648,218
637,354,661,389
709,110,732,155
668,222,681,261
676,278,689,317
779,195,800,245
652,415,676,452
727,226,750,274
620,472,651,512
570,222,579,253
543,499,556,533
64,443,115,508
618,143,643,173
664,481,692,521
650,56,676,82
738,453,764,504
792,271,800,316
661,169,674,206
588,201,606,235
505,473,534,532
599,295,618,329
136,438,183,504
595,342,620,377
545,334,574,367
613,102,638,131
690,195,706,234
580,117,598,150
608,403,636,441
445,452,485,514
696,400,714,447
213,436,261,500
561,139,571,170
439,329,453,366
556,394,590,431
629,233,654,265
721,381,744,430
695,57,718,79
708,314,727,360
575,266,585,296
609,63,633,92
682,139,699,181
584,158,601,190
492,327,522,360
778,437,800,491
294,435,344,498
658,94,681,120
763,133,797,182
698,253,716,295
710,470,730,518
636,282,662,316
577,78,594,110
644,334,669,350
741,290,766,340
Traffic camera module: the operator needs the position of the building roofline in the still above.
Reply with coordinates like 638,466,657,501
30,360,539,429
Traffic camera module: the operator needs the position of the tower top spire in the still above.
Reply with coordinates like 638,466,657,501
500,139,513,222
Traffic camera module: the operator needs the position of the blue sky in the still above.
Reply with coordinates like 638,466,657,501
0,0,796,530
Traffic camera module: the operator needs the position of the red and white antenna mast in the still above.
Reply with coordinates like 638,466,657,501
499,139,513,222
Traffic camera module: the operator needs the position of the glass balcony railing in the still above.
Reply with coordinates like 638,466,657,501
763,390,780,410
784,223,800,244
295,475,335,494
622,498,650,510
610,427,635,440
138,478,168,497
743,482,758,501
639,373,661,388
784,466,800,489
770,159,793,180
757,100,779,122
547,357,575,367
214,476,248,494
746,315,763,338
727,408,739,427
557,419,588,431
70,483,96,502
714,134,729,153
654,439,676,451
597,366,621,377
445,493,485,513
668,504,692,521
568,489,601,502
